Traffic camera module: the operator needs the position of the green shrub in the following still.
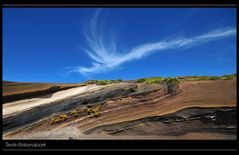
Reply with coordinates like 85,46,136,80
113,79,123,82
176,74,236,81
221,74,236,80
69,110,78,118
162,77,180,84
135,77,180,85
208,76,220,80
136,77,166,84
51,114,68,124
86,104,102,118
85,79,123,85
135,78,146,83
93,111,102,117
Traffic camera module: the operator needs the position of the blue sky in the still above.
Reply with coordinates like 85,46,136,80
3,8,237,83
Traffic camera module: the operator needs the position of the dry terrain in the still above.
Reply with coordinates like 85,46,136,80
2,79,236,140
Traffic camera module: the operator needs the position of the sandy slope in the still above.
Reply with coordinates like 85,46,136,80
69,80,236,133
3,80,236,139
3,84,105,118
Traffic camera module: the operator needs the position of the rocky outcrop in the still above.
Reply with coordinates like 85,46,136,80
3,83,161,132
3,80,236,140
85,107,236,137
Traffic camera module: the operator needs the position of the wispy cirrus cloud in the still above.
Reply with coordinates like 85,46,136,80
71,10,236,75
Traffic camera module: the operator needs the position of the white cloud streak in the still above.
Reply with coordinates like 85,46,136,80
72,10,236,75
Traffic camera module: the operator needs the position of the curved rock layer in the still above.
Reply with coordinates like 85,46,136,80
3,83,160,132
86,107,236,137
2,80,236,140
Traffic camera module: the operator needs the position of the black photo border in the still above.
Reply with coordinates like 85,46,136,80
1,0,238,151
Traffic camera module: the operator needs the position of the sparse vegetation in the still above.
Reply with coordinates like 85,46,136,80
86,104,102,118
51,109,81,124
177,74,236,81
69,110,79,118
221,74,236,80
135,77,180,94
85,79,123,85
135,77,179,84
51,114,68,124
135,77,165,84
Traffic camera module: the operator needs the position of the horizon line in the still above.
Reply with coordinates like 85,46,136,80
3,72,236,83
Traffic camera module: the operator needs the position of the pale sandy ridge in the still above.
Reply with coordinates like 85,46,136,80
3,84,105,117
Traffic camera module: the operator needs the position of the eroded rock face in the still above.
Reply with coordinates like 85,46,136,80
8,108,236,140
3,80,236,140
3,82,162,132
3,84,105,131
85,107,236,138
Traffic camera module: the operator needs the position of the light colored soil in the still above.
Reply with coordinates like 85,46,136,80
3,84,105,117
